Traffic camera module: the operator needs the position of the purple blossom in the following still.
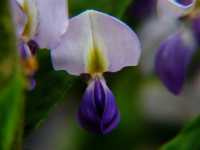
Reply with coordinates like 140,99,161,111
155,32,194,95
78,78,120,134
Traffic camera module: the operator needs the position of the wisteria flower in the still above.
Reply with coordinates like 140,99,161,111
51,10,141,134
154,0,200,95
155,31,195,95
11,0,68,89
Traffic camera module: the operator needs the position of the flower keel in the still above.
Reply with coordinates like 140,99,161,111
78,77,120,134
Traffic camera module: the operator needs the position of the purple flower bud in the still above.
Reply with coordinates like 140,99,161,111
155,32,194,95
78,78,120,134
192,15,200,43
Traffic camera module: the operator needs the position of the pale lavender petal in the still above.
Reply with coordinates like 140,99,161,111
51,10,141,75
51,12,91,75
34,0,69,49
155,32,194,95
157,0,196,18
89,10,141,72
78,78,120,134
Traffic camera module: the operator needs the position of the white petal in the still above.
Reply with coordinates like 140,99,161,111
157,0,196,18
51,10,141,75
34,0,69,49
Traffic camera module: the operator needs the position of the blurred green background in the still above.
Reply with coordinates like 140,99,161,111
1,0,200,150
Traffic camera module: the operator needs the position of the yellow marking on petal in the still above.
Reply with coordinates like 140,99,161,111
86,45,108,75
86,11,108,75
21,0,38,41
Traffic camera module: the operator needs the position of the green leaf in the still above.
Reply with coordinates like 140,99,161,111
69,0,133,18
0,0,25,149
0,69,24,150
24,50,78,136
161,116,200,150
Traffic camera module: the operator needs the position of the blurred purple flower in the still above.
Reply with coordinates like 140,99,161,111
155,32,194,95
78,78,120,134
11,0,69,49
11,0,68,90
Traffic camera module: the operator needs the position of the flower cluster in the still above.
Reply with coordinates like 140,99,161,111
11,0,141,134
11,0,199,134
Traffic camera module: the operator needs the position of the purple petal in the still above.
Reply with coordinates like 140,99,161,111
155,32,194,95
192,15,200,43
78,78,120,134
